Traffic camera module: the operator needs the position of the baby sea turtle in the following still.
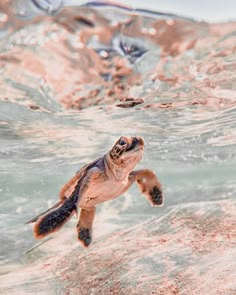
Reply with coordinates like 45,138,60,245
27,136,163,247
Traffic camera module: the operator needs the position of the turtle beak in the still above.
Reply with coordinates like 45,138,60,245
126,136,145,152
136,137,144,147
133,137,145,148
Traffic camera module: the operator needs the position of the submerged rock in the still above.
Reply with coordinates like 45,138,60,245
56,200,236,295
2,200,235,294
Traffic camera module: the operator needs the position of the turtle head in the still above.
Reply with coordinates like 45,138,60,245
109,136,144,171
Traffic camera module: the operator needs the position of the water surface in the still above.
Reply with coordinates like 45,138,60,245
0,1,235,272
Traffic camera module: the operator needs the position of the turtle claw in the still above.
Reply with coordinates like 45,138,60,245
149,186,163,207
78,228,92,247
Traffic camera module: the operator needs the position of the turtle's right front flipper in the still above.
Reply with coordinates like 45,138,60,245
27,171,85,235
33,195,77,239
32,176,84,239
26,172,82,225
25,199,64,224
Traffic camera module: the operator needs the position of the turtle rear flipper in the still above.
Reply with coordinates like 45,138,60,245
34,197,76,239
77,207,96,247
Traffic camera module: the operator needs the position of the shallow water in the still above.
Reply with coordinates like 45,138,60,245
0,1,236,272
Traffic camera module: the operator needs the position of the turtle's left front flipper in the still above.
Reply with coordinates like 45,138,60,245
129,169,163,207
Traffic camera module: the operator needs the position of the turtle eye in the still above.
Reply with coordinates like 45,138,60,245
119,138,126,146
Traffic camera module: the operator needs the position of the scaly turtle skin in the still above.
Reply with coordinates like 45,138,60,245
27,136,163,247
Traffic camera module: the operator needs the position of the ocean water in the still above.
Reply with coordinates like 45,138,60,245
0,0,235,273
